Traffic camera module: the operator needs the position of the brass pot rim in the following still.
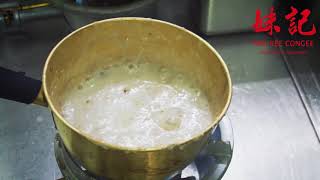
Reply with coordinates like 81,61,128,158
43,17,232,152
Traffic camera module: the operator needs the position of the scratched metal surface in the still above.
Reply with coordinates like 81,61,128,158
280,44,320,142
1,6,320,180
207,33,320,180
0,18,68,180
274,0,320,142
287,47,320,134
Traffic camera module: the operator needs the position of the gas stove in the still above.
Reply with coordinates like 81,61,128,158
2,0,320,180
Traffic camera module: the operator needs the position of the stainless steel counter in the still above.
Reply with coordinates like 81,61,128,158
0,18,68,180
207,34,320,180
1,17,320,180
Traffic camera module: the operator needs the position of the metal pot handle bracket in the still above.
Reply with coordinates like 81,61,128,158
196,116,234,180
172,116,233,180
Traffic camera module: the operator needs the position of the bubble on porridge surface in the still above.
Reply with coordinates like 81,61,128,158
77,84,83,90
171,73,185,86
128,63,135,70
61,62,212,148
152,108,183,131
158,66,172,83
99,71,105,76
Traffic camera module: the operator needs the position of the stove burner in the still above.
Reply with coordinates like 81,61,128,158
54,117,233,180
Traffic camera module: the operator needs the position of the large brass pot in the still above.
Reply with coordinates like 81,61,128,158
21,18,232,179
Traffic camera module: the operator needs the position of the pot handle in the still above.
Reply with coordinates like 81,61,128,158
0,67,47,106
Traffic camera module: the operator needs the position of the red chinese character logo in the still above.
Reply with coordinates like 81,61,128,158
253,7,280,36
285,6,316,36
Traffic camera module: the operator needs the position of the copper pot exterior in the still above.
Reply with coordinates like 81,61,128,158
41,18,232,179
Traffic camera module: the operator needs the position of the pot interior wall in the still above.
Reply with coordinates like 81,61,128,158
44,18,230,128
